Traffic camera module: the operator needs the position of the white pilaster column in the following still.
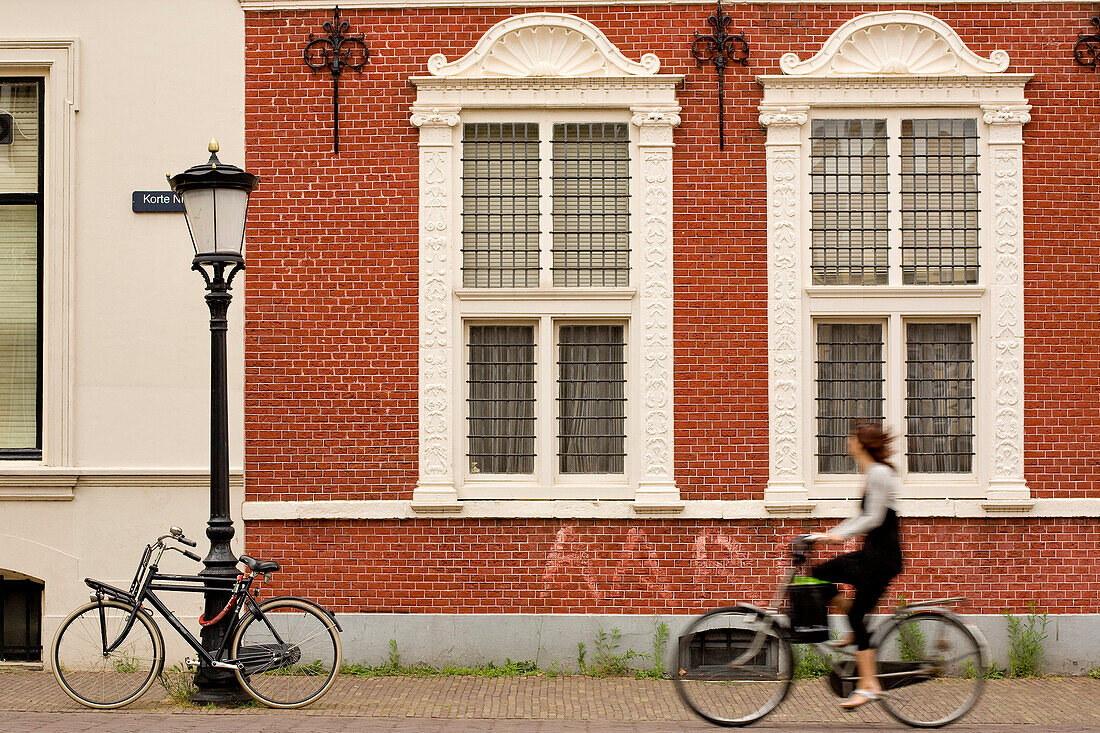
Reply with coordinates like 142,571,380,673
630,108,682,513
759,106,813,514
410,107,462,511
982,104,1032,511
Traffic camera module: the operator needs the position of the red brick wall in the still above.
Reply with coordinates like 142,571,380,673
244,5,1100,613
248,517,1100,614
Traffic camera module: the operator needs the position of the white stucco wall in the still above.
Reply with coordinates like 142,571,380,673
0,0,247,666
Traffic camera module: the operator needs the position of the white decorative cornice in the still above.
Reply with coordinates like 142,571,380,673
410,107,461,128
630,109,682,128
982,104,1032,125
758,106,809,127
779,11,1010,76
426,13,660,78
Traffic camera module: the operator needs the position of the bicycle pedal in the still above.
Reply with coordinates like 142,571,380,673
184,657,201,670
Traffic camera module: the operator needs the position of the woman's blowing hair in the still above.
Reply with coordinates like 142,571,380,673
851,422,895,470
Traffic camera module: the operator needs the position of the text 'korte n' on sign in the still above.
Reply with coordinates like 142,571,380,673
132,191,184,213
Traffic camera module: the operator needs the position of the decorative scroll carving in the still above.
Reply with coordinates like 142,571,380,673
428,13,660,78
633,112,679,491
780,11,1010,77
411,111,459,497
766,148,803,481
982,105,1032,126
758,107,808,128
990,146,1025,482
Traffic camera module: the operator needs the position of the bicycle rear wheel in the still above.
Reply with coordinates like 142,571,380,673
231,597,342,708
875,610,985,728
673,605,794,727
52,599,164,709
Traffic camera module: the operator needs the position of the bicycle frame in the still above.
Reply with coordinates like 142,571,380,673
87,541,269,670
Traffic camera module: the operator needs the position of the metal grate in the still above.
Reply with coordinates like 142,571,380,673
0,576,43,661
557,324,626,474
810,120,889,285
815,323,885,474
905,323,974,473
466,325,536,474
900,119,980,285
461,123,541,288
552,124,631,287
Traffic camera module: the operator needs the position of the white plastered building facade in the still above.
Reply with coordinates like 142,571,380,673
1,1,246,667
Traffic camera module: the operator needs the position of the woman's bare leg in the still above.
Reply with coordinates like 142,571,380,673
856,648,883,694
830,593,855,644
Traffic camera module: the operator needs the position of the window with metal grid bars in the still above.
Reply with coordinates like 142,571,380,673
815,323,885,474
810,119,889,286
905,322,974,473
0,79,42,459
901,119,980,284
466,325,537,474
551,123,630,287
461,123,541,288
557,324,626,474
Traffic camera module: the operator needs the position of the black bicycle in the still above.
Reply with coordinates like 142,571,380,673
52,527,343,709
673,534,988,728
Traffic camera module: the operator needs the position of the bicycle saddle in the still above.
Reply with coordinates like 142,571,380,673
239,555,280,574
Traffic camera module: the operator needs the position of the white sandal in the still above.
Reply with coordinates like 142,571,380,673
840,689,880,710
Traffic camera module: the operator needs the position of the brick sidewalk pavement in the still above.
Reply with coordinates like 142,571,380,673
1,670,1097,729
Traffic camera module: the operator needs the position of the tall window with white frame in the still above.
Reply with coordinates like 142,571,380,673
460,120,630,490
0,78,43,460
811,115,979,476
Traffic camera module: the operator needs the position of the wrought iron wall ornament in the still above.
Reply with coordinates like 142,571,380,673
304,6,371,154
690,0,749,150
1074,16,1100,69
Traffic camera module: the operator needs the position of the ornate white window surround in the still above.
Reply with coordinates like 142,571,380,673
409,13,682,513
0,39,79,473
758,12,1032,515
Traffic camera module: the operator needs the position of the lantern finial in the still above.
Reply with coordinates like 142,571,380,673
208,138,220,153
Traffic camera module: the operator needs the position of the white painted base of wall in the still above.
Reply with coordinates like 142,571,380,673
333,612,1100,677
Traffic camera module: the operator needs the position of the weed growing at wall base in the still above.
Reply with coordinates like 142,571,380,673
1004,604,1049,678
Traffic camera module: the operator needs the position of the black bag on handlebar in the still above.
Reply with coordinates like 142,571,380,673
787,579,831,643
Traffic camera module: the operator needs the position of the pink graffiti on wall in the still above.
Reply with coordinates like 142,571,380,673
540,523,742,599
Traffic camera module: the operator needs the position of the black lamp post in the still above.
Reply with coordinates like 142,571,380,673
168,140,259,702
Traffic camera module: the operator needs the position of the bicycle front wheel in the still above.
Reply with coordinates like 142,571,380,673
231,597,342,708
875,610,985,728
52,599,164,709
673,605,794,727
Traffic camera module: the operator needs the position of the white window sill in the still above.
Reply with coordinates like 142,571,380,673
456,287,637,301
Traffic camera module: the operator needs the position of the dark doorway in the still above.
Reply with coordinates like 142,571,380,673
0,574,43,661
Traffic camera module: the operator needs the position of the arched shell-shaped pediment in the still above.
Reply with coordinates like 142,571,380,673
780,11,1010,76
427,13,660,78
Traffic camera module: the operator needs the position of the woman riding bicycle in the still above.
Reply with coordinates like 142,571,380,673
812,421,903,710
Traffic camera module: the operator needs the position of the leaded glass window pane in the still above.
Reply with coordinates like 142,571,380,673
810,120,889,285
552,123,630,287
461,123,541,287
901,119,980,284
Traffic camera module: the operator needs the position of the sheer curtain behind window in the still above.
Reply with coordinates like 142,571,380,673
557,324,626,474
816,323,884,473
467,325,537,474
